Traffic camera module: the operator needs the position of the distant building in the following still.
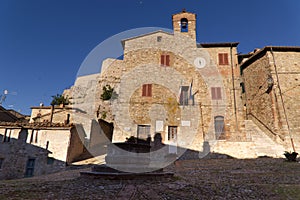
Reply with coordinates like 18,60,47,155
0,106,27,122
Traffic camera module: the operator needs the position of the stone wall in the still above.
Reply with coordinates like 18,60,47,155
269,51,300,151
0,126,83,163
242,49,300,152
30,106,72,124
243,54,276,134
0,129,66,180
65,127,85,163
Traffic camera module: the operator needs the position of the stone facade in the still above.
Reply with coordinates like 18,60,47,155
0,128,64,180
64,10,300,159
92,11,245,155
30,105,72,124
0,124,85,164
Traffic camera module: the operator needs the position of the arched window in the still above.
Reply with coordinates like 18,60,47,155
214,116,225,140
180,18,188,32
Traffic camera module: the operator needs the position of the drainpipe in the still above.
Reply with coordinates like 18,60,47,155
230,44,238,131
270,47,295,152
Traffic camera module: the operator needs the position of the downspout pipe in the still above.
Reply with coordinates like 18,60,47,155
230,44,238,131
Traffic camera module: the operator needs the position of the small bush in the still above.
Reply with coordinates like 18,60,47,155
284,151,298,162
101,85,114,101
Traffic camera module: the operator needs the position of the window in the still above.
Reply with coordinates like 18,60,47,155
179,86,189,105
161,54,170,66
157,36,162,42
0,158,4,169
180,18,188,32
137,125,150,140
240,82,245,93
3,129,12,142
25,158,35,177
168,126,177,141
47,157,54,165
211,87,222,100
142,84,152,97
218,53,229,65
214,116,225,140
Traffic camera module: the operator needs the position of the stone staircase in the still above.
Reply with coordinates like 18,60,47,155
245,120,286,158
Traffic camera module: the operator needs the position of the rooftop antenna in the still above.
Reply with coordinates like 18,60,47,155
0,90,8,106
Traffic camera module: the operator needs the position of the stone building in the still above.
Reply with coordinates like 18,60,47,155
80,10,248,158
240,46,300,153
0,128,52,180
0,106,27,122
50,10,300,159
0,105,86,179
0,122,85,162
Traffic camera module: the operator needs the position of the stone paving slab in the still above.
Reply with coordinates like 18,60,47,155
0,158,300,199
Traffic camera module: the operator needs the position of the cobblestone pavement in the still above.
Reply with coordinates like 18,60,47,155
0,158,300,199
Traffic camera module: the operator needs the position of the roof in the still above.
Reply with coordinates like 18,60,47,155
0,106,19,122
172,9,196,16
121,30,173,49
172,9,197,20
30,105,73,110
240,46,300,73
198,42,239,48
7,109,28,119
0,121,74,129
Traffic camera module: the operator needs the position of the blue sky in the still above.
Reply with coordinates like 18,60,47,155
0,0,299,115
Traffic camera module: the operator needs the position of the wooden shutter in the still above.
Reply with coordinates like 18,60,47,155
218,54,223,65
224,53,229,65
161,54,170,66
147,84,152,97
142,84,152,97
211,87,222,100
216,87,221,99
219,53,229,65
142,84,147,96
166,55,170,66
161,55,165,66
211,87,216,99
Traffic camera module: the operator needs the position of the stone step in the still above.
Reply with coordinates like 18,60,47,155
245,120,285,157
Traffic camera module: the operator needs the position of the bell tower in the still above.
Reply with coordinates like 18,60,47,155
172,9,197,40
